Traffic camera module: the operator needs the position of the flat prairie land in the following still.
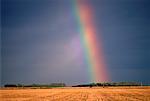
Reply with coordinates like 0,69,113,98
1,87,150,101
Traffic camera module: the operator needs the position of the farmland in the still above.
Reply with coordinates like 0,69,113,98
1,87,150,101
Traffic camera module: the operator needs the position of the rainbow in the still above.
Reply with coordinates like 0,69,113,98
73,0,109,83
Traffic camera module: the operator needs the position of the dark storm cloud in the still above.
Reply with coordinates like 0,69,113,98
1,0,150,86
1,0,88,86
92,0,150,84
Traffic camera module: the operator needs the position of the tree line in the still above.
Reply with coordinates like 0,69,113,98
4,82,145,88
4,83,66,88
72,82,142,87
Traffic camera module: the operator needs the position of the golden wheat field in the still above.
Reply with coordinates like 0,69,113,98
0,87,150,101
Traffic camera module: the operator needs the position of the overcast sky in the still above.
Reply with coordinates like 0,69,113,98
1,0,150,86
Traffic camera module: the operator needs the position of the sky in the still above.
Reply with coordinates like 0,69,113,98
1,0,150,86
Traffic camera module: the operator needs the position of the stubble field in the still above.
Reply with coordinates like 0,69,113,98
1,87,150,101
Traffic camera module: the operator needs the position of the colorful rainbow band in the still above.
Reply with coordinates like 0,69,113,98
73,0,109,83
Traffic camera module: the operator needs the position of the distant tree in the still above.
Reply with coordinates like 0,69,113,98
4,84,17,87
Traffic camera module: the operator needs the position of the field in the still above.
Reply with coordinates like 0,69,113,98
1,87,150,101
